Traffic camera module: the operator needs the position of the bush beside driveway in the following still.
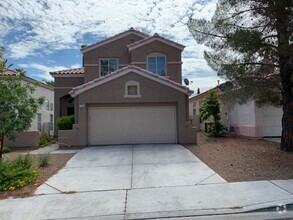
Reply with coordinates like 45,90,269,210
0,151,75,199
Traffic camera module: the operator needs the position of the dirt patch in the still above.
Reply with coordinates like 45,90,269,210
0,152,75,199
184,133,293,182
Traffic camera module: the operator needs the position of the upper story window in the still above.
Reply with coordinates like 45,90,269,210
147,54,166,76
100,58,118,77
44,99,49,110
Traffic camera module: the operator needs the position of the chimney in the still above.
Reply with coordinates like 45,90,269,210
217,80,220,86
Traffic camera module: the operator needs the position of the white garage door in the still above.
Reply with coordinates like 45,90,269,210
261,106,282,137
88,106,177,145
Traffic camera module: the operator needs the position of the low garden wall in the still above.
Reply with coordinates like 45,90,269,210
4,131,39,149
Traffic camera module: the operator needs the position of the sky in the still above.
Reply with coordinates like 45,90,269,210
0,0,225,93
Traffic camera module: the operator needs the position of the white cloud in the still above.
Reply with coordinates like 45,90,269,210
189,76,225,94
19,63,80,81
1,0,220,90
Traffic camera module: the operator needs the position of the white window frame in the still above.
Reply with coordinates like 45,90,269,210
99,58,119,77
44,99,49,111
124,81,141,98
147,53,167,76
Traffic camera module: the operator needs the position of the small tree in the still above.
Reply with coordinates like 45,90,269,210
200,91,225,137
0,67,44,159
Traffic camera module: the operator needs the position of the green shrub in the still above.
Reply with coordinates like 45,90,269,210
13,154,33,169
207,122,226,137
39,133,56,147
38,153,51,168
2,145,11,154
0,154,38,191
56,115,74,130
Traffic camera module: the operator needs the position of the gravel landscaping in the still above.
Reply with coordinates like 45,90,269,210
0,151,74,199
185,133,293,182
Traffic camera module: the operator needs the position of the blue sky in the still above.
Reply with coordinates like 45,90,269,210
0,0,224,92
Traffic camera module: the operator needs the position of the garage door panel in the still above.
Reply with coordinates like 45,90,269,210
261,106,282,137
88,106,177,145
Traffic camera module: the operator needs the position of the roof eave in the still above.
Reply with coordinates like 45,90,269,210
70,67,191,97
128,38,185,52
50,74,85,78
81,31,148,54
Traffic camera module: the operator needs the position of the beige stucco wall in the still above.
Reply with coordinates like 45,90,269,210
82,34,182,84
83,34,144,82
130,40,182,83
62,72,196,146
4,131,39,148
54,77,84,136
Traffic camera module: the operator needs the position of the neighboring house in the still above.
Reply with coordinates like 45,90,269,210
50,28,196,146
2,69,54,147
189,85,228,132
189,84,283,138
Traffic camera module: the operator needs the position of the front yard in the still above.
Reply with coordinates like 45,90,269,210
185,133,293,182
0,151,74,199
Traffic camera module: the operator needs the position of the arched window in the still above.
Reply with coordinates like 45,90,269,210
147,53,166,76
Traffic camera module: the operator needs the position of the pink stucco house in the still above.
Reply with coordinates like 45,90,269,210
50,28,196,146
189,85,282,138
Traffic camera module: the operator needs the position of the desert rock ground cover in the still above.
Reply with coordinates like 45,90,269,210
185,133,293,182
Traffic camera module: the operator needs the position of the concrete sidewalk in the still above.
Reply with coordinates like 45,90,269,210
1,180,292,219
1,144,292,219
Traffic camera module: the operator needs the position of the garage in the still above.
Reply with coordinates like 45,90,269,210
88,106,177,145
261,105,282,137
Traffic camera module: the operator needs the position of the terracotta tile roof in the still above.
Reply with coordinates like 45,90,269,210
70,65,193,96
50,67,84,75
189,86,222,101
1,68,20,76
1,68,53,90
127,33,185,51
81,28,149,53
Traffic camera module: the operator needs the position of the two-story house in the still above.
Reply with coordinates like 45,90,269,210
3,68,54,148
51,28,196,146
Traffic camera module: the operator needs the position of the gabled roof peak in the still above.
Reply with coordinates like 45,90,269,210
81,28,149,54
70,65,193,97
127,34,185,51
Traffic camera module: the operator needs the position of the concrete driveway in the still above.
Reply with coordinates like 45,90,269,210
1,144,293,220
35,144,225,194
